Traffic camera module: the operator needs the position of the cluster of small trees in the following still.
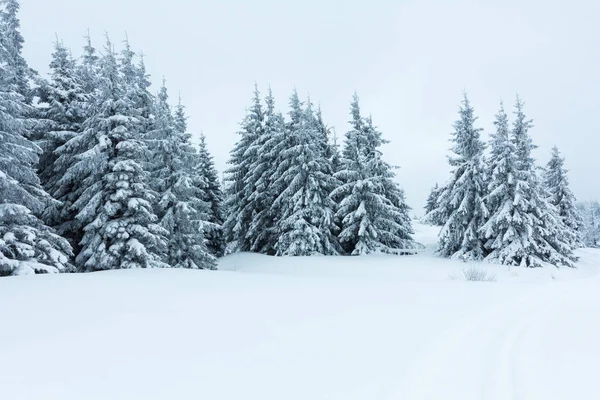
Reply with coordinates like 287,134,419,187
425,95,583,267
577,201,600,247
223,88,421,256
0,0,222,276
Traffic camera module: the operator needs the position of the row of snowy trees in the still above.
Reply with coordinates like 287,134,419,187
223,88,421,256
425,95,583,267
1,0,420,276
0,0,222,276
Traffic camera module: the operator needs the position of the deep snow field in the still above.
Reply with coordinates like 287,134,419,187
2,223,600,400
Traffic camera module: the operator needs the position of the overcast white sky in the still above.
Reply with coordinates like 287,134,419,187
19,0,599,212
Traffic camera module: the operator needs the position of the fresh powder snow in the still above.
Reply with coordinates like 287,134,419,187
1,222,599,400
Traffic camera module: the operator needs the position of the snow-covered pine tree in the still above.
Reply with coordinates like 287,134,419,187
544,146,584,248
366,115,416,251
330,128,342,174
78,32,100,98
223,85,264,252
312,104,340,189
196,132,225,258
148,82,216,269
433,94,487,260
119,37,154,135
313,104,343,244
0,0,33,102
244,87,286,255
51,36,100,250
36,40,87,234
480,102,519,262
67,36,168,271
481,98,575,267
314,105,337,168
333,94,419,255
424,183,444,224
269,91,340,256
0,10,73,276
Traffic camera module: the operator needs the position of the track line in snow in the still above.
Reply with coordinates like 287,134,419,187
387,283,569,400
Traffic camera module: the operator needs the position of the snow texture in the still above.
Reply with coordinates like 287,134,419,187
2,222,600,400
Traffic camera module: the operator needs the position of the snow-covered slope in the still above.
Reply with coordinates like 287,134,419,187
1,223,599,400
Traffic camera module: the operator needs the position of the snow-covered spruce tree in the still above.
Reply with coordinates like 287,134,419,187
0,0,33,102
51,36,101,250
481,98,575,267
269,91,340,256
312,103,344,243
432,94,487,260
0,20,73,276
35,40,87,232
314,105,338,171
172,100,224,259
120,38,154,134
78,34,102,118
480,103,519,262
244,87,287,255
171,95,223,260
77,33,100,100
311,104,340,193
196,132,225,258
330,128,342,174
148,82,216,269
332,94,419,255
223,85,264,252
424,183,444,225
67,37,168,271
364,115,416,251
544,146,584,247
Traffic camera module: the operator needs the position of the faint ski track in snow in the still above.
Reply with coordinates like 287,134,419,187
388,259,600,400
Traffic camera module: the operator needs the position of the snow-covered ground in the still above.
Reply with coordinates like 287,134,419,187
2,222,599,400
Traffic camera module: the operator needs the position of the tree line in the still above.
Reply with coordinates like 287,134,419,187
1,0,594,276
0,0,420,276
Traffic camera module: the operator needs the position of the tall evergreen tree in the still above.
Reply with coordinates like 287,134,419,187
0,4,73,276
52,36,100,250
196,132,225,258
432,94,487,260
330,128,342,174
480,103,519,262
77,32,100,99
149,82,216,269
36,40,87,235
270,91,340,256
333,94,419,255
119,38,154,134
481,98,575,267
172,99,223,259
0,0,33,102
245,87,286,254
544,146,584,247
66,37,167,271
223,85,264,252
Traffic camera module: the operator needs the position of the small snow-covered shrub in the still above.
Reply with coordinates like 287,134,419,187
449,266,496,282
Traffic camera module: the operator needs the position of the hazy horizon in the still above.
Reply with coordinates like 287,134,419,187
19,0,599,212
